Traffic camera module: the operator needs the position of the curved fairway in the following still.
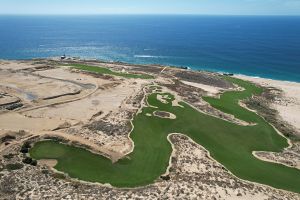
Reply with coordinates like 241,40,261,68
30,79,300,193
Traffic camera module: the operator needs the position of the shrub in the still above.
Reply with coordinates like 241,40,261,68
22,157,38,166
20,147,29,154
3,154,14,159
5,163,24,171
22,141,31,149
22,157,33,164
30,160,37,166
160,175,170,181
52,173,66,179
0,135,16,143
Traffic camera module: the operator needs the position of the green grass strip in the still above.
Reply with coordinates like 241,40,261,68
203,77,263,123
69,64,154,79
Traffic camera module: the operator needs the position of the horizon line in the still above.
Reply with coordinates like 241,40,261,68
1,13,300,17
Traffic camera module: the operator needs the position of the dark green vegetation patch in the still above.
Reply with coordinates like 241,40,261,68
30,78,300,193
69,64,154,79
5,163,23,171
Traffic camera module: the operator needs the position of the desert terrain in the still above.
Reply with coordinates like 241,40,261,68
0,58,300,199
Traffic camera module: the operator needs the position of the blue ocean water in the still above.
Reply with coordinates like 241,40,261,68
0,15,299,82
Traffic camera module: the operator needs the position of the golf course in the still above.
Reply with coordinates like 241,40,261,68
70,64,154,79
30,78,300,193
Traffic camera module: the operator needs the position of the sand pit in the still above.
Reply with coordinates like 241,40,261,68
38,159,58,168
171,99,184,108
157,94,171,104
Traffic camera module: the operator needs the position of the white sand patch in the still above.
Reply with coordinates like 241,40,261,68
172,99,184,108
181,80,223,95
157,94,169,104
38,159,58,168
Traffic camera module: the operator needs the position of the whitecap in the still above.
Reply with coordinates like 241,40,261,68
134,55,167,58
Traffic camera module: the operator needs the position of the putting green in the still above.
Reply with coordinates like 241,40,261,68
30,79,300,193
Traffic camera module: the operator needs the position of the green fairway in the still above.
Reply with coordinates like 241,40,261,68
69,64,154,79
30,79,300,193
203,77,264,123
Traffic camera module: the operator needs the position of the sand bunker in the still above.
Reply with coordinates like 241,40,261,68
157,94,171,104
38,159,58,168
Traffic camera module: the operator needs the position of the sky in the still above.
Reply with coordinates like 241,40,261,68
0,0,300,15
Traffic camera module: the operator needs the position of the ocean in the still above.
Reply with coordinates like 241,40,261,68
0,15,299,82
